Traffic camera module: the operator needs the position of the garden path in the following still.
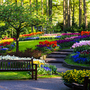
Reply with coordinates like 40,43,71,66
0,78,71,90
45,49,74,73
0,49,74,90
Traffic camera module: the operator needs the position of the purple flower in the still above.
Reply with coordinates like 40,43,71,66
1,48,9,50
37,44,47,48
11,45,14,47
47,47,52,49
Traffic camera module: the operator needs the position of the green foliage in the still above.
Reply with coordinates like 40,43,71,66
54,22,63,32
74,45,90,52
7,48,42,59
62,69,90,84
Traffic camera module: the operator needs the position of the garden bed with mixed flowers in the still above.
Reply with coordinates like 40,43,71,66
0,38,15,53
61,31,90,87
1,31,90,80
0,55,57,76
61,69,90,86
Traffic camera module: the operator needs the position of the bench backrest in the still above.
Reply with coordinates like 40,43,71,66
0,59,33,71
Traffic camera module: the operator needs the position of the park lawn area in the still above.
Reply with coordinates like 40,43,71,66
65,55,90,67
0,71,61,80
12,39,58,52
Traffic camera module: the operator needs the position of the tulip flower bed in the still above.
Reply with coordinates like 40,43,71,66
20,32,44,37
0,55,57,75
81,31,90,36
65,40,90,65
19,32,43,41
62,69,90,84
0,38,15,53
39,34,61,39
36,40,60,52
19,33,61,41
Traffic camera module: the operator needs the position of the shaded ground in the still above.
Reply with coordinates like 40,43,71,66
0,78,71,90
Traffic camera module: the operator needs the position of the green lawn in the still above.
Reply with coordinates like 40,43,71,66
0,71,61,80
12,39,58,52
3,39,61,80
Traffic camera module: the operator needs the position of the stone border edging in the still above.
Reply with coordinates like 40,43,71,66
62,61,90,70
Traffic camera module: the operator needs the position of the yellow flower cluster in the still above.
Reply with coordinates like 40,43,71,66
33,60,45,67
0,38,14,44
61,69,90,84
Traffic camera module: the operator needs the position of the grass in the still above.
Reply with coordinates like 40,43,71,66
65,55,90,67
0,71,30,80
12,39,58,52
0,71,61,80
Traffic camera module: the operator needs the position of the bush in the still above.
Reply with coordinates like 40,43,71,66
7,48,42,59
62,69,90,84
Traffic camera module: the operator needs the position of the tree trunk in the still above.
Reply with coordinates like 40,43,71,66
36,0,38,32
49,0,52,33
16,30,20,53
83,0,88,29
65,0,68,28
29,0,31,14
72,0,75,26
29,0,33,32
49,0,52,22
21,0,23,6
63,0,66,31
79,0,82,27
46,0,49,34
15,0,17,5
41,0,44,32
0,0,3,5
67,0,70,27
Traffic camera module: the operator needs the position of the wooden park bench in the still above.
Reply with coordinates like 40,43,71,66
0,58,37,80
72,76,90,90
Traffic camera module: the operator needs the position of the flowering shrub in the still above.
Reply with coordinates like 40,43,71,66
72,40,90,52
36,40,59,52
71,52,88,64
72,40,90,49
62,69,90,84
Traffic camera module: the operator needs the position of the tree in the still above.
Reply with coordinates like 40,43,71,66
67,0,70,27
79,0,82,27
0,3,46,53
83,0,88,29
63,0,66,30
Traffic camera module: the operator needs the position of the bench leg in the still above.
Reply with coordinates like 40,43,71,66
35,70,37,80
32,71,34,79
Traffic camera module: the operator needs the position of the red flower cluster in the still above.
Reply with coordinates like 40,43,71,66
81,31,90,36
0,42,11,47
39,40,57,47
20,32,44,37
